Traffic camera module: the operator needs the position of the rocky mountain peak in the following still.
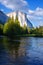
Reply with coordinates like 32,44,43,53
0,11,33,28
7,11,33,28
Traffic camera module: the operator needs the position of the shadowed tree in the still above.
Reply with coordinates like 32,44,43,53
0,24,3,35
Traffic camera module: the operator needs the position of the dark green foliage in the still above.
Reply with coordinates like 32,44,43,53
3,16,15,36
30,26,43,37
3,16,28,37
0,24,3,35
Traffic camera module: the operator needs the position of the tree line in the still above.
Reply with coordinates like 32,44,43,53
30,26,43,37
0,16,43,37
0,16,28,37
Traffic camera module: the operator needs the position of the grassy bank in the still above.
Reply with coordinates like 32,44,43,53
5,34,43,37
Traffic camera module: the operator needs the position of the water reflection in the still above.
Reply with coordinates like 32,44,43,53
0,36,28,65
0,37,43,65
3,37,21,59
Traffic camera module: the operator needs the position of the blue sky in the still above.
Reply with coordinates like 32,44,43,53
0,0,43,27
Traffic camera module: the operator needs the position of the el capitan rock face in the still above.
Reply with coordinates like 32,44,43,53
0,11,33,28
7,11,33,28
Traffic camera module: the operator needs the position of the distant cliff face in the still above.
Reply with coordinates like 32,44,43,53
0,11,8,24
0,11,33,28
7,11,33,28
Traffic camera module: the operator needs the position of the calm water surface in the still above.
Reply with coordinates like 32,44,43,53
0,36,43,65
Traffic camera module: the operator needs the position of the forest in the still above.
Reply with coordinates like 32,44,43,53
0,16,43,37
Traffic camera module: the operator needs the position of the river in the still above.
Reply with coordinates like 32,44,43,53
0,36,43,65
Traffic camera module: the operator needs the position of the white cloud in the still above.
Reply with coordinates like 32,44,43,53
0,0,28,11
28,7,43,16
21,0,28,5
28,10,34,14
28,7,43,20
27,7,43,27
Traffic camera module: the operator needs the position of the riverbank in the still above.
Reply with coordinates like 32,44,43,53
0,34,43,38
16,34,43,37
